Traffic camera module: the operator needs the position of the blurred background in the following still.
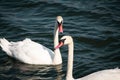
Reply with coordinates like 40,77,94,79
0,0,120,80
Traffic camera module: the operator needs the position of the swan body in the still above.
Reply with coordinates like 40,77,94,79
0,16,63,65
0,38,54,64
55,36,120,80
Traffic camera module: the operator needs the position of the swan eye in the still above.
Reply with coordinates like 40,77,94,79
57,21,62,25
57,21,59,24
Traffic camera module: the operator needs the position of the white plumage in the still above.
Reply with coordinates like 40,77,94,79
0,38,54,64
79,68,120,80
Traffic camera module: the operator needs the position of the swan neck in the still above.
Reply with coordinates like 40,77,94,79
54,23,59,47
66,41,74,80
53,23,62,65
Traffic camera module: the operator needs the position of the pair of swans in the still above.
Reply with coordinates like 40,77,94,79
0,16,63,65
0,16,120,80
55,36,120,80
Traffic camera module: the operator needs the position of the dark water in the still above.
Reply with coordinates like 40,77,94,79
0,0,120,80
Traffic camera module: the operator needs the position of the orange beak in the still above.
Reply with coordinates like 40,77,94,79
58,23,63,33
55,41,64,49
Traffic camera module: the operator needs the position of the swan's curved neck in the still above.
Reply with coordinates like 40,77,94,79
54,23,59,47
53,23,62,65
66,40,74,80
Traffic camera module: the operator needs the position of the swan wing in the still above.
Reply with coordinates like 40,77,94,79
8,38,54,64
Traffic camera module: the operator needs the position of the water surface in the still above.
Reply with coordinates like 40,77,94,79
0,0,120,80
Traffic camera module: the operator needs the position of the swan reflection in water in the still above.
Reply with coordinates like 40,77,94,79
1,58,63,80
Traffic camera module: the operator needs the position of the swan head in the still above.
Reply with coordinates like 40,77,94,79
56,16,63,33
55,36,73,49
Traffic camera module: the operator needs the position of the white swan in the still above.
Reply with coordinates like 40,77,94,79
0,16,63,65
55,35,120,80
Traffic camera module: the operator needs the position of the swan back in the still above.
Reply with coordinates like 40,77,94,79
79,68,120,80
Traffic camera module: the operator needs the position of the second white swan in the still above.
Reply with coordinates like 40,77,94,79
55,35,120,80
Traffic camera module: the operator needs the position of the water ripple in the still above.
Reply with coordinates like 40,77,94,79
0,0,120,80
